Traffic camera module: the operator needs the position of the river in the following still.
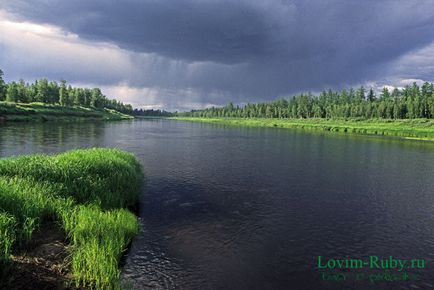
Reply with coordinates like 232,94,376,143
1,119,434,290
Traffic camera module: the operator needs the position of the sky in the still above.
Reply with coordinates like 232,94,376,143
1,0,434,111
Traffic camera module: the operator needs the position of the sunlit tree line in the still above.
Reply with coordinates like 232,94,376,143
180,84,434,119
0,69,133,114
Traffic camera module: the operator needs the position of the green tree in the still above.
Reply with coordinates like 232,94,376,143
356,86,365,102
0,69,6,101
90,88,103,108
59,80,67,106
367,88,376,102
17,79,28,103
380,87,390,100
48,81,59,103
36,79,49,103
6,82,19,102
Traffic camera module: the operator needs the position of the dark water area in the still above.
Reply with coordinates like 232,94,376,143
1,119,434,290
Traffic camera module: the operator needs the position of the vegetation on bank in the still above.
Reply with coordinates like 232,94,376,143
0,148,144,289
175,117,434,141
179,83,434,119
0,101,133,122
0,69,170,120
175,82,434,140
0,69,133,114
132,108,173,117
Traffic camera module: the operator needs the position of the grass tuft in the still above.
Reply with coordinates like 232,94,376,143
68,206,139,289
0,213,16,264
0,148,143,289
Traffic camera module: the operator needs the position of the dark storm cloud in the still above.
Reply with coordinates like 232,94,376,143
1,0,274,64
2,0,434,108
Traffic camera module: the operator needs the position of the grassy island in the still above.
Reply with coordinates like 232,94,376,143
0,148,143,289
0,102,133,122
174,117,434,141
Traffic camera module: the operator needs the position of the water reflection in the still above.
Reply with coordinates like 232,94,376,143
0,121,106,156
1,119,434,290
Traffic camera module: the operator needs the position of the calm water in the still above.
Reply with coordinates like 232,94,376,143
1,119,434,290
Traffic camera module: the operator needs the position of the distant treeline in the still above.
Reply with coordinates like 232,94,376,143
0,69,133,114
179,84,434,119
133,108,172,117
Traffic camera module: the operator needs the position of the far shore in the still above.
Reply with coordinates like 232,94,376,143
173,117,434,142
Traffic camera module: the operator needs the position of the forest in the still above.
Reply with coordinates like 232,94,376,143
180,84,434,120
0,69,133,114
3,65,434,121
133,108,172,117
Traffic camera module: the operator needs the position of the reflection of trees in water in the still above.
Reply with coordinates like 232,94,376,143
0,122,106,157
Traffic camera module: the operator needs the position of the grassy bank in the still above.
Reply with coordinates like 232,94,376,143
0,102,133,122
0,148,144,289
174,117,434,141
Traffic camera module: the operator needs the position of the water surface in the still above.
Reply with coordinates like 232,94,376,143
1,119,434,290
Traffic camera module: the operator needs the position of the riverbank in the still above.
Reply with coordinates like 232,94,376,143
0,148,144,289
174,117,434,141
0,102,133,122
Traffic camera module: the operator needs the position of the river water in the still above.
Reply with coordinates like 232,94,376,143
1,119,434,290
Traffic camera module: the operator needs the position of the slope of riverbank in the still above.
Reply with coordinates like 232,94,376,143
0,102,133,122
0,148,144,289
174,117,434,141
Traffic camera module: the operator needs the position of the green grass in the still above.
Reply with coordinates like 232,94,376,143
0,213,15,265
0,102,133,122
174,117,434,141
67,206,139,289
0,148,144,289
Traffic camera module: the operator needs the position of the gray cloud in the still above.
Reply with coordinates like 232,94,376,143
1,0,434,110
1,0,277,64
